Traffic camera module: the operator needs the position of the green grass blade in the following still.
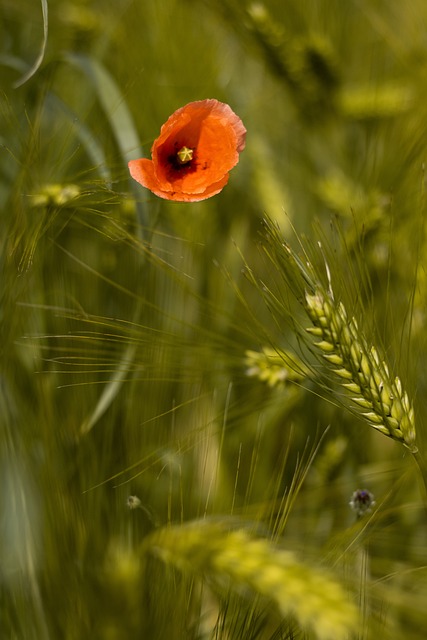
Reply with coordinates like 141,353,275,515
13,0,48,88
46,93,112,185
65,53,142,165
64,53,151,231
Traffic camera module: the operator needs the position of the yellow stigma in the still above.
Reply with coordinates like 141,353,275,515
177,146,193,164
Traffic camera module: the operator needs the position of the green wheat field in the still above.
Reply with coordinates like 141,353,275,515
2,1,427,638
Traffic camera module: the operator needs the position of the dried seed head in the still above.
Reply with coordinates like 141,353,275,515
126,495,142,510
349,489,375,517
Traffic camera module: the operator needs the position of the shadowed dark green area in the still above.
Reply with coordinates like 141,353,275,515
2,0,427,638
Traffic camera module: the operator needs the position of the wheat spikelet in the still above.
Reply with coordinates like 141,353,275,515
144,520,357,640
261,218,417,453
245,346,308,387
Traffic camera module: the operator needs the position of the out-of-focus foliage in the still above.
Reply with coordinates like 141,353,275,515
2,0,427,638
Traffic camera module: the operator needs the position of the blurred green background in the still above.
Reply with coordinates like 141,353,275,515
2,0,427,638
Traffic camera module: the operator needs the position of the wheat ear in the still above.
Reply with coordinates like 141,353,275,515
261,218,417,453
143,520,357,640
305,288,417,452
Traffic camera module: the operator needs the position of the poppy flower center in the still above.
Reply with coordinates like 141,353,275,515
176,146,194,165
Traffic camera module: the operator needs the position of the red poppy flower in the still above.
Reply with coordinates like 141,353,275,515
128,99,246,202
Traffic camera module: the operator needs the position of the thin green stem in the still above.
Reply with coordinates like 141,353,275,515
412,450,427,514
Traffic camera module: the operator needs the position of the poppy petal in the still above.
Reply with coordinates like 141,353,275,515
128,158,229,202
128,158,158,192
